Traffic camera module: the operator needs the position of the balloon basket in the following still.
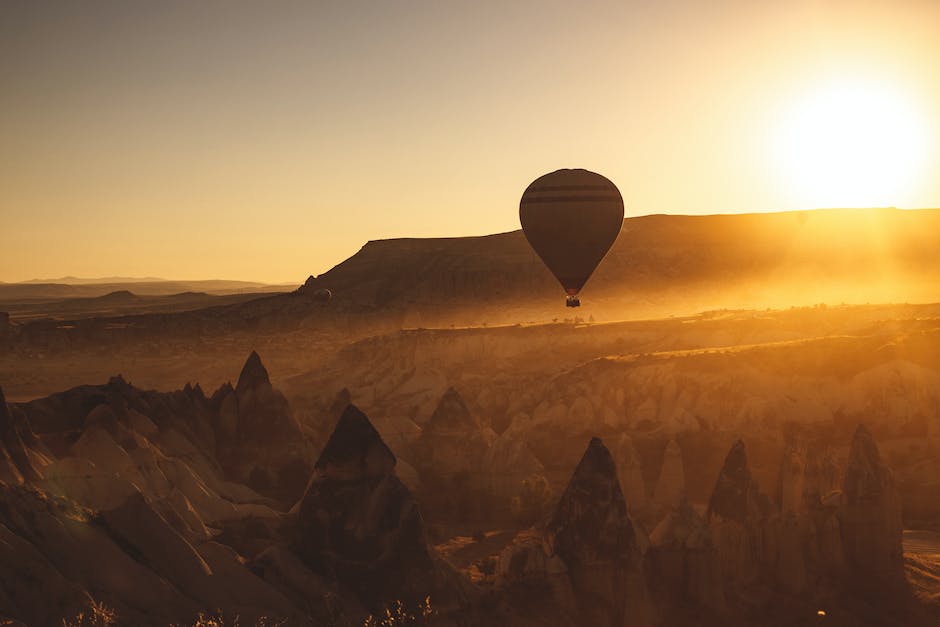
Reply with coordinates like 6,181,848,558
565,296,581,308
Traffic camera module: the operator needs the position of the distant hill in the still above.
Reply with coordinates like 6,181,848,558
0,279,299,304
18,276,169,284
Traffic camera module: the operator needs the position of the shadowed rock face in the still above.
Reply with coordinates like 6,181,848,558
0,482,205,626
699,428,908,620
296,404,473,614
0,386,26,484
707,440,753,523
648,499,725,611
427,386,480,433
13,354,312,507
841,424,903,577
235,351,269,396
705,440,771,591
0,387,46,484
312,404,395,479
213,352,313,503
412,387,498,518
547,438,636,567
544,437,654,627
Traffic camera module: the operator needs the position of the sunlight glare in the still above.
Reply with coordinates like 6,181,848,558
775,78,931,208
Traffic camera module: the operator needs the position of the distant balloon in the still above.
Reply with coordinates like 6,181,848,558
519,169,624,307
312,288,333,303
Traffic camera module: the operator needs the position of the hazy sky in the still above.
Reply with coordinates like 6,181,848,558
3,0,939,283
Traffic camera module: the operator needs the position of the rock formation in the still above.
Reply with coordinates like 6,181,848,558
212,351,313,503
483,430,546,506
498,437,655,627
648,499,724,611
705,440,771,591
415,387,494,472
701,428,907,617
296,403,474,615
841,424,903,578
0,387,49,484
545,437,655,627
412,387,497,517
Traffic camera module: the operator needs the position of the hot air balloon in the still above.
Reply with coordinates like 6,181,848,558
519,169,624,307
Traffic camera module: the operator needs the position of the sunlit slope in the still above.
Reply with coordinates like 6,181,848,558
307,207,940,320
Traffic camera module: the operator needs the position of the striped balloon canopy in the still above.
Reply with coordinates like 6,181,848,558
519,169,624,307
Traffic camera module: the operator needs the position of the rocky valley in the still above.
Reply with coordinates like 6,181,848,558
2,210,940,625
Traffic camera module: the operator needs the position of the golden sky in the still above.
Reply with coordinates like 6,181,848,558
2,0,939,283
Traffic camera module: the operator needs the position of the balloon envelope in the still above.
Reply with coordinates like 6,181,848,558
519,169,624,296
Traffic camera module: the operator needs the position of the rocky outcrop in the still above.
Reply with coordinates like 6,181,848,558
648,499,724,611
841,424,903,578
414,387,494,473
701,427,905,613
545,437,655,627
212,352,313,503
705,440,770,591
249,545,367,626
0,387,49,484
412,387,498,517
296,404,474,615
483,430,545,506
498,437,654,627
0,483,202,626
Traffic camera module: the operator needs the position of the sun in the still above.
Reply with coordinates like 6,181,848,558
774,78,931,208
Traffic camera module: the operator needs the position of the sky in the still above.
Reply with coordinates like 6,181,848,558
2,0,939,283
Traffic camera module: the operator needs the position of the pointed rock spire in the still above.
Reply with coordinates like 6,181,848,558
426,387,479,433
543,437,654,626
648,497,725,610
315,404,396,479
841,424,903,576
650,498,709,549
547,437,635,563
236,350,270,395
707,440,753,523
296,405,470,614
844,424,888,503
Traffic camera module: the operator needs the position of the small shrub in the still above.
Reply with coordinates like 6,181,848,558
62,600,116,627
362,597,434,626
